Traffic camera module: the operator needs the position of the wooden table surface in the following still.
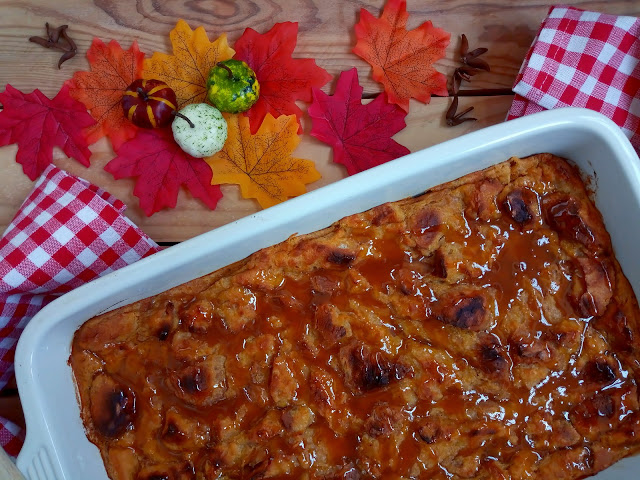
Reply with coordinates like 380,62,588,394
0,0,639,441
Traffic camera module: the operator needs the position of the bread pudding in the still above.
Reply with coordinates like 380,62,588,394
70,153,640,480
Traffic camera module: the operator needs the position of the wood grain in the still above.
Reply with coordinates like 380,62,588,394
0,446,25,480
2,0,639,99
0,95,514,241
1,0,639,242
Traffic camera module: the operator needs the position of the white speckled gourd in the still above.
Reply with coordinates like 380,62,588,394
172,103,228,158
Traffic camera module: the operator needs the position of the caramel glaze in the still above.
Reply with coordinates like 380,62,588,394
71,154,640,480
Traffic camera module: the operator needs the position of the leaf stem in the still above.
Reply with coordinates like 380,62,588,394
216,62,234,80
136,87,149,102
173,111,195,128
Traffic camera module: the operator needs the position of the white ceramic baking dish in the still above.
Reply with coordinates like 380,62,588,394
14,108,640,479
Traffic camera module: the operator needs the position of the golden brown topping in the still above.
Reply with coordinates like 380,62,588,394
170,332,217,362
270,353,299,407
250,409,283,441
525,410,582,451
513,337,552,363
339,344,411,392
575,257,614,316
309,368,336,407
136,463,195,480
315,303,350,345
89,373,136,438
571,391,616,438
438,295,487,330
594,309,635,353
107,447,139,480
169,356,227,407
545,195,592,241
412,208,441,249
502,187,537,225
477,334,509,374
327,248,357,266
363,405,404,437
543,193,609,254
179,298,216,333
583,358,617,384
311,275,340,296
137,472,170,480
370,203,401,226
281,405,315,433
430,249,447,279
418,417,454,443
442,453,481,478
215,286,257,332
161,408,209,451
467,178,503,221
142,300,178,341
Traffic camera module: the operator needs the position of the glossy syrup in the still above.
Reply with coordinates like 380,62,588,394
73,172,640,480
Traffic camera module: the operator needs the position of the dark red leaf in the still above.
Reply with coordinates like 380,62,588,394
308,68,410,176
234,22,331,134
0,84,95,180
105,128,222,216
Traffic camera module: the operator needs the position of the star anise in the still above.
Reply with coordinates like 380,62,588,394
446,34,492,127
29,23,77,69
452,66,481,95
446,95,477,126
460,34,490,72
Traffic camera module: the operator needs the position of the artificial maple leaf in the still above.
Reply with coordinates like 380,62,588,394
144,20,235,108
67,38,144,149
308,68,409,176
206,114,320,208
0,84,96,180
234,22,331,133
353,0,450,112
105,128,222,216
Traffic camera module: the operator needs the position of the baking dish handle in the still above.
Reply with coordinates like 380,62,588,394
16,434,61,480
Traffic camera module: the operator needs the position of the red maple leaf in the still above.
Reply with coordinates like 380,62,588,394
353,0,450,111
0,84,96,180
234,22,331,133
308,68,410,176
104,128,222,216
67,38,144,149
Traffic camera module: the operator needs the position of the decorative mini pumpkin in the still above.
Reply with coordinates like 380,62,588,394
206,59,260,113
171,103,227,158
122,79,177,128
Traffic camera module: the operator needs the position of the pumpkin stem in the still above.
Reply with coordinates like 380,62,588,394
136,87,149,102
216,62,235,80
172,111,195,128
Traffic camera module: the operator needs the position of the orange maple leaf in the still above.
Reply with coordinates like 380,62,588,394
143,20,235,108
205,114,321,208
353,0,450,111
67,38,144,149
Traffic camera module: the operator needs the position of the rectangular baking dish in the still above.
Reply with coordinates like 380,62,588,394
15,108,640,479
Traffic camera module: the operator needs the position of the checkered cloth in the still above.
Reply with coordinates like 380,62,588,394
0,165,160,457
507,5,640,153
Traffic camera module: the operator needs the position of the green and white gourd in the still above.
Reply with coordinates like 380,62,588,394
171,103,227,158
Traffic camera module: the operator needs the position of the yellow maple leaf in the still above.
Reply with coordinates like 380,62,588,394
206,114,321,208
143,19,234,107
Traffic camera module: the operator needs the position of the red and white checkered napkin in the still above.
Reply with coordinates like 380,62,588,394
507,5,640,152
0,165,161,456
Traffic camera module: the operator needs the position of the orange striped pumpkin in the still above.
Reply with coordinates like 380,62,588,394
121,79,177,129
